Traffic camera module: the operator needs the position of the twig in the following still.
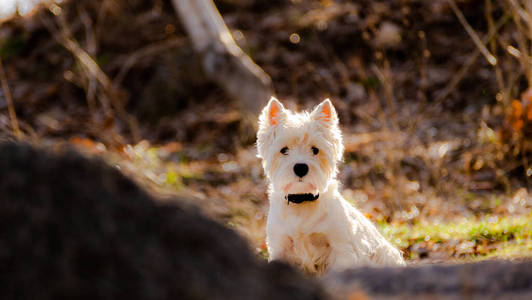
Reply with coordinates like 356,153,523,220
60,31,141,141
507,0,532,87
0,57,21,139
41,10,141,142
486,0,506,101
41,13,113,113
79,8,98,56
86,76,97,113
507,0,532,27
448,0,498,65
434,12,510,104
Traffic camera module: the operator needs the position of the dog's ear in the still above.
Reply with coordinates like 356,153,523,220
259,97,286,128
257,97,286,160
311,99,338,128
312,99,344,162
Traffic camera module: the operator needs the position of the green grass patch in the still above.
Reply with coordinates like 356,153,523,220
378,214,532,260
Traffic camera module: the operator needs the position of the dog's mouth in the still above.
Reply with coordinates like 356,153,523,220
286,193,319,204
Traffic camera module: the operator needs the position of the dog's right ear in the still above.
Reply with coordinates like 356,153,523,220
259,97,285,129
257,97,285,160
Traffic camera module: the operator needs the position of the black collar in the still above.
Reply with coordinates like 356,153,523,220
286,193,319,204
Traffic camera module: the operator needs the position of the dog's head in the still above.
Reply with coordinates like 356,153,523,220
257,97,343,202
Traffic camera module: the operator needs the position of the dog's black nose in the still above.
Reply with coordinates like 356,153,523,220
293,163,309,178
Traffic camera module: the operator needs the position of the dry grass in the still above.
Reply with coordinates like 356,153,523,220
66,134,532,263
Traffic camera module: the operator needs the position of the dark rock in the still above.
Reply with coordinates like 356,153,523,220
324,260,532,300
0,142,325,300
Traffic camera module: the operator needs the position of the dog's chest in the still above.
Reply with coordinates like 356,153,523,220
282,232,331,274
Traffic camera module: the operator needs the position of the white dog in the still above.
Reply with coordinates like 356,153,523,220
257,97,405,275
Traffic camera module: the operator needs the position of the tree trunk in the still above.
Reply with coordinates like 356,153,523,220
172,0,273,117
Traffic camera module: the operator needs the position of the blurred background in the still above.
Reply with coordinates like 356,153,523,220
0,0,531,263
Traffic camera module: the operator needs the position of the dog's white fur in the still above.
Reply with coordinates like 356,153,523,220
257,97,405,275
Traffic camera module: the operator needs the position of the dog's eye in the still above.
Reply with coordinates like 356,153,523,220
311,147,319,155
280,147,289,155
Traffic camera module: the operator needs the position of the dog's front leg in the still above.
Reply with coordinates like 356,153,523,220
327,242,373,272
267,243,285,262
267,231,294,263
372,243,406,266
328,248,356,272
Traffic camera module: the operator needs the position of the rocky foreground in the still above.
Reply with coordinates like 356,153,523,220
1,141,532,299
324,260,532,299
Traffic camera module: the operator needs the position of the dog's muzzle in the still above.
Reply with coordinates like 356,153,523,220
286,193,319,204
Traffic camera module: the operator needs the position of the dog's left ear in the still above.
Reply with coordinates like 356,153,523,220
311,99,338,128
